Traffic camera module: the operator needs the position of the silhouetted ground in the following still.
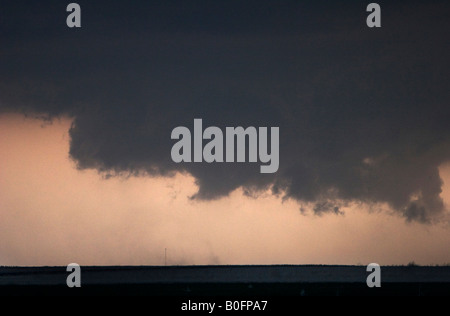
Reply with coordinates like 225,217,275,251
1,265,449,296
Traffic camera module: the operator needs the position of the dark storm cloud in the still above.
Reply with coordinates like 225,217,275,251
1,0,450,222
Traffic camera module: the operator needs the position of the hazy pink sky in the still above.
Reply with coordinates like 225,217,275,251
1,113,450,266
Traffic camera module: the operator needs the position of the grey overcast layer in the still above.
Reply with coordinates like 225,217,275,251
1,0,449,223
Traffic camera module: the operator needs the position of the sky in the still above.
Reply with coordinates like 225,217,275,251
1,0,450,266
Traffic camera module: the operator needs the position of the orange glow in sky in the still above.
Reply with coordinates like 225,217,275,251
1,113,450,266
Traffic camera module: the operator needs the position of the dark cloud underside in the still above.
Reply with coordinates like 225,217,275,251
1,0,449,222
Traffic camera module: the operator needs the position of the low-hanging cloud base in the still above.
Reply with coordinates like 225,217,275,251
1,1,450,223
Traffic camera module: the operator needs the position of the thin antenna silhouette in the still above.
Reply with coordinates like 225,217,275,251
165,248,167,266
